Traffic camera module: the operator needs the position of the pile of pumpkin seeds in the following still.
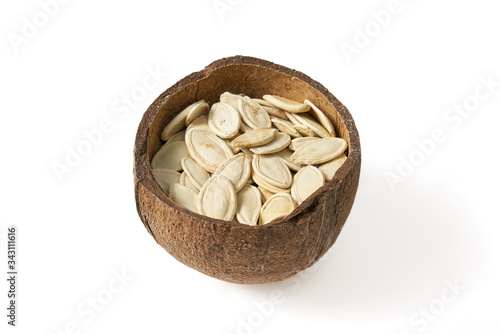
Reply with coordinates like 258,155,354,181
151,92,347,225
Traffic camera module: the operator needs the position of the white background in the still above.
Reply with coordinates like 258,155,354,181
1,0,499,333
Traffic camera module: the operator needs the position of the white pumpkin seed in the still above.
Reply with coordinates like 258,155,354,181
180,171,200,193
319,153,347,180
293,124,316,137
271,118,302,138
231,128,278,148
292,113,332,138
208,102,241,139
260,193,296,225
236,185,261,226
290,138,347,165
186,115,211,133
181,157,210,190
220,92,244,111
258,186,275,203
291,166,325,204
151,141,189,171
152,169,181,193
238,97,272,129
271,149,302,172
249,132,291,154
197,175,236,221
213,153,251,192
168,183,199,213
263,94,310,113
288,137,321,151
252,154,292,189
304,99,336,136
185,100,210,125
252,172,290,194
160,102,197,141
185,129,234,173
165,130,186,145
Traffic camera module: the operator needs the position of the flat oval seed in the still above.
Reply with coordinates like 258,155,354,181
290,138,347,165
238,97,272,129
293,124,316,137
152,169,181,193
220,92,244,112
319,153,347,181
181,157,210,190
289,137,321,151
304,99,336,136
258,186,275,203
208,102,241,139
252,154,292,189
197,175,237,221
185,100,209,125
293,113,332,138
271,118,302,138
291,166,325,204
213,153,251,192
186,115,211,133
180,172,199,193
249,132,291,154
271,148,302,172
185,129,234,173
260,193,296,225
263,94,310,113
252,172,290,194
168,183,199,213
160,103,193,141
165,130,186,145
151,141,189,171
231,128,278,148
236,185,261,226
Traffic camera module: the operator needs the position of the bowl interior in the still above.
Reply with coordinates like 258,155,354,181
147,64,350,166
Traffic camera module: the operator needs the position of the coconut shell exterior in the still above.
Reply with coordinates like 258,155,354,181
133,56,361,284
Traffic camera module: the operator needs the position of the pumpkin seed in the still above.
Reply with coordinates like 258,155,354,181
319,153,347,180
290,138,347,165
238,97,272,129
180,171,200,193
252,154,292,189
263,94,310,113
161,101,203,140
258,186,274,203
231,128,278,148
291,166,325,204
303,99,336,136
185,100,210,125
288,137,321,151
168,183,199,213
185,129,234,173
271,148,302,172
181,157,210,190
208,102,241,139
292,113,332,138
197,175,236,221
249,132,291,154
236,185,261,226
293,124,316,137
271,118,302,138
152,169,181,193
252,172,290,194
220,92,244,111
213,153,251,192
260,193,296,225
151,141,189,171
186,115,211,133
